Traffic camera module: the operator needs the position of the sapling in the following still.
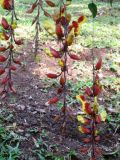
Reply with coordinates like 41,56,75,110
44,0,86,129
26,0,51,58
0,0,22,98
76,2,107,159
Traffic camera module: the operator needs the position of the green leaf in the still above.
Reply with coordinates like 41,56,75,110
88,3,97,18
110,0,113,7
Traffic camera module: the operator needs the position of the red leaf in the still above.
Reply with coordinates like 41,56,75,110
95,147,102,156
85,87,92,96
68,25,73,33
95,58,102,70
85,102,93,115
95,74,99,82
84,117,91,125
0,47,7,52
9,80,13,86
1,17,10,30
0,88,5,95
80,147,88,155
78,15,84,23
83,137,91,143
46,73,58,79
60,5,66,14
48,97,59,104
93,85,101,96
10,65,17,71
96,115,102,123
79,95,86,101
9,44,14,49
82,126,91,134
44,11,51,17
57,87,63,94
13,59,21,65
89,158,96,160
0,68,5,75
61,106,66,113
3,32,9,40
60,76,65,86
50,48,61,58
0,55,7,62
95,135,101,142
26,3,37,13
56,24,64,39
10,86,16,94
2,0,12,10
72,21,78,29
46,0,55,7
53,115,61,122
1,77,8,85
69,54,81,60
14,39,23,45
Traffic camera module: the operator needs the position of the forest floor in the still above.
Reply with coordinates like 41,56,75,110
0,0,120,160
0,40,120,160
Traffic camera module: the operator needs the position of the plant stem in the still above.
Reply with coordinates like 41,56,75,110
7,0,14,93
34,0,40,58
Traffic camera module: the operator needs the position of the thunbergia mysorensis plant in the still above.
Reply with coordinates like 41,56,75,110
26,0,51,58
76,57,107,160
44,0,86,129
76,2,107,160
0,0,22,98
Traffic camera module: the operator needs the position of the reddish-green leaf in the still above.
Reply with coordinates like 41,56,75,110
79,126,91,134
96,115,102,123
3,32,9,40
85,87,92,96
1,17,10,30
85,102,93,115
60,76,65,86
83,137,91,143
93,84,101,96
69,54,81,60
50,48,61,58
56,23,64,39
14,39,23,45
46,73,58,79
2,0,12,10
46,0,55,7
26,3,37,13
44,11,51,17
48,97,59,104
95,58,102,70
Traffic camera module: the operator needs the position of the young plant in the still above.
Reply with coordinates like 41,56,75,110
45,0,86,129
76,57,107,160
76,2,107,160
0,0,22,98
26,0,51,58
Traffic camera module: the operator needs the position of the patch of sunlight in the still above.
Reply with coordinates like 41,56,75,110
15,26,34,39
